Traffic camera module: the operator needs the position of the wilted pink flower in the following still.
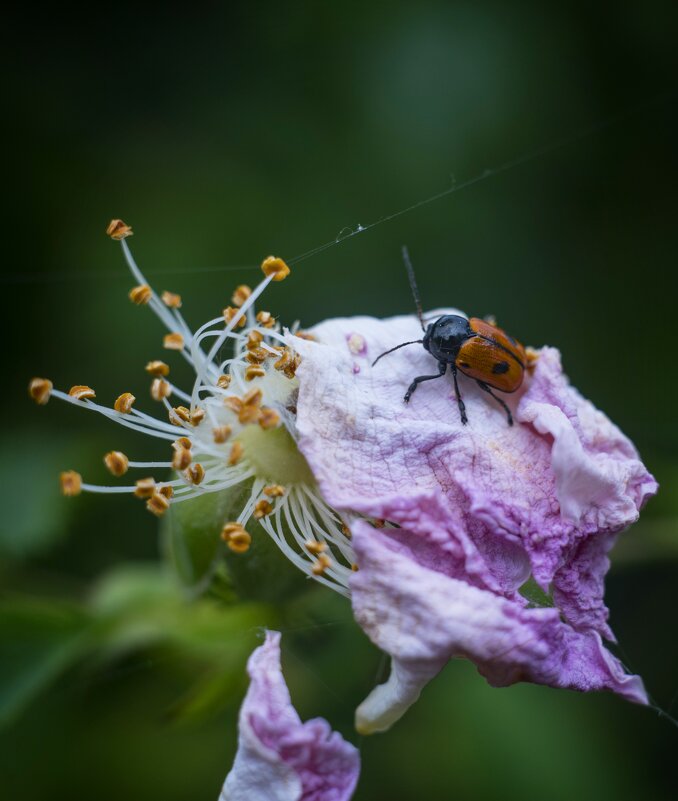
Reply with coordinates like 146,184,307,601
221,631,360,801
291,311,657,733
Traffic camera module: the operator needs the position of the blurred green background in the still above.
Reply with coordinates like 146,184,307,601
3,2,678,799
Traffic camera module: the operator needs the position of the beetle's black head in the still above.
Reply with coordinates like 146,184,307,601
423,314,473,362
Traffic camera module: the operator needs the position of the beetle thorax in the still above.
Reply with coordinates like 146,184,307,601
423,315,473,361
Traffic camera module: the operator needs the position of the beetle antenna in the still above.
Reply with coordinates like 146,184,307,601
402,245,425,332
372,340,423,367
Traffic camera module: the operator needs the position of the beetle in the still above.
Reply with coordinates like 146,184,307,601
372,247,526,426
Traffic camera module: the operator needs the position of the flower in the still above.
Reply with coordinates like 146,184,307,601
289,312,658,733
220,630,360,801
30,222,358,594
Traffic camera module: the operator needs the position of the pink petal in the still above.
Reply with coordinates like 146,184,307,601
221,631,360,801
288,311,655,730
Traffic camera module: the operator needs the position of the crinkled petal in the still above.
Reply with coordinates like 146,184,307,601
290,314,656,633
221,631,360,801
287,312,655,728
351,519,647,734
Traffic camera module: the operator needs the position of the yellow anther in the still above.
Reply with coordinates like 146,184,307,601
253,499,273,519
145,360,170,377
159,485,174,499
171,405,191,424
228,441,244,466
190,408,206,426
245,347,268,364
245,365,266,381
104,450,129,477
106,219,133,240
273,348,294,371
243,388,263,407
146,492,170,517
173,436,192,451
223,306,247,328
134,477,156,498
305,540,327,555
150,378,171,401
341,523,351,538
163,332,184,350
261,255,290,282
263,484,285,497
60,470,82,496
69,385,96,401
246,330,264,350
232,284,252,307
220,522,251,554
161,290,182,309
258,407,280,430
29,377,53,405
311,553,333,576
114,392,136,414
217,374,232,389
224,396,242,414
294,331,317,341
129,284,152,305
239,405,260,424
184,463,205,485
212,425,232,444
171,447,192,470
256,310,275,328
351,563,359,572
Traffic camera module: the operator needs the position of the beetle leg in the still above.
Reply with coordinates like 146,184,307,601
404,360,447,403
476,380,513,426
450,365,468,425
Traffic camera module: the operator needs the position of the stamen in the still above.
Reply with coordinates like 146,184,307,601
256,311,275,328
150,378,171,401
246,330,264,350
134,477,156,498
294,331,317,341
161,291,182,309
217,374,231,389
305,539,327,555
129,285,152,305
258,407,280,430
232,285,252,307
104,450,129,476
164,333,185,350
29,377,53,405
171,405,191,424
60,470,82,496
69,385,96,401
263,484,285,497
114,393,136,414
228,442,244,466
212,425,232,444
190,408,206,426
172,448,192,470
253,499,273,519
146,360,170,377
221,522,251,553
159,485,174,499
223,306,247,328
245,348,268,364
106,219,133,240
173,436,192,450
147,492,170,516
185,463,205,485
311,553,332,576
245,365,266,381
260,255,290,282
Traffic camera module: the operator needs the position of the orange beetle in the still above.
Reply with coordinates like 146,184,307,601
372,249,526,426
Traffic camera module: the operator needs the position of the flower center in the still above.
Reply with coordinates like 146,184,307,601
238,425,315,486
